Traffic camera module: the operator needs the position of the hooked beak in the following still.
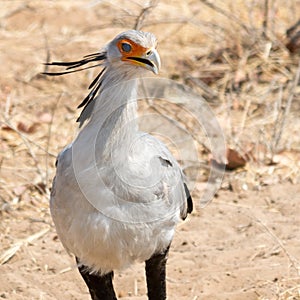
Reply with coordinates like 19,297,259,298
126,48,161,75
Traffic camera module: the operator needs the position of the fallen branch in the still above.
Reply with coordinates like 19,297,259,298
0,227,50,265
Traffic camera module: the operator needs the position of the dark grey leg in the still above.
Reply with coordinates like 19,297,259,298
76,257,117,300
145,246,170,300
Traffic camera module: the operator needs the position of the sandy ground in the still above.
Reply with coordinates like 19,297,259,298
1,1,300,300
1,183,300,300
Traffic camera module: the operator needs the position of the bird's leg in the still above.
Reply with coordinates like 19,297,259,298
145,246,170,300
76,257,117,300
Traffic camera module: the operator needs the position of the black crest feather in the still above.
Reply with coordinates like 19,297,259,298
42,52,107,126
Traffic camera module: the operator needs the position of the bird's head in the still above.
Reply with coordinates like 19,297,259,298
43,30,160,125
106,30,161,75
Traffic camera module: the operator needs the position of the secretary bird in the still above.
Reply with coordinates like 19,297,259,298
46,30,193,300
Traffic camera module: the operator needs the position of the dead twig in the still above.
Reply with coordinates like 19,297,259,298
262,0,269,37
134,0,159,30
1,3,31,20
185,76,219,100
199,0,250,34
253,215,300,276
286,19,300,53
286,19,300,37
45,93,63,185
235,98,252,144
1,121,56,158
3,119,44,180
0,228,50,265
272,61,300,153
43,31,51,73
214,200,300,275
140,80,211,153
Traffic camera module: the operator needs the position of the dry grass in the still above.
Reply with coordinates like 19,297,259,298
0,1,299,299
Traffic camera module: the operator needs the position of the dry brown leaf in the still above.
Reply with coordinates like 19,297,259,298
226,148,247,170
1,125,14,131
17,122,39,134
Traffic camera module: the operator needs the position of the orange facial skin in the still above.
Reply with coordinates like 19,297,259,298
117,38,151,66
117,39,149,56
116,38,160,74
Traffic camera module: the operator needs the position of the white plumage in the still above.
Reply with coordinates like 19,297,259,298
48,30,192,299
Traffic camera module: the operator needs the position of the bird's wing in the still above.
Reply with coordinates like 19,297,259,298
51,132,192,229
128,133,193,220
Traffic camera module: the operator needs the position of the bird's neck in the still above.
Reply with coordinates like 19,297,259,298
87,68,139,159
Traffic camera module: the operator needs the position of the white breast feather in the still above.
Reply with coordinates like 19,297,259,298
50,133,185,274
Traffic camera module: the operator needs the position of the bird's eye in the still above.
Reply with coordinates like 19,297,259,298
121,42,132,53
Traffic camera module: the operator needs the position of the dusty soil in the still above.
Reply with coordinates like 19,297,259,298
1,182,300,300
1,1,300,300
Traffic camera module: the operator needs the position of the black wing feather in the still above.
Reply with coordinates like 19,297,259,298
184,183,193,215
